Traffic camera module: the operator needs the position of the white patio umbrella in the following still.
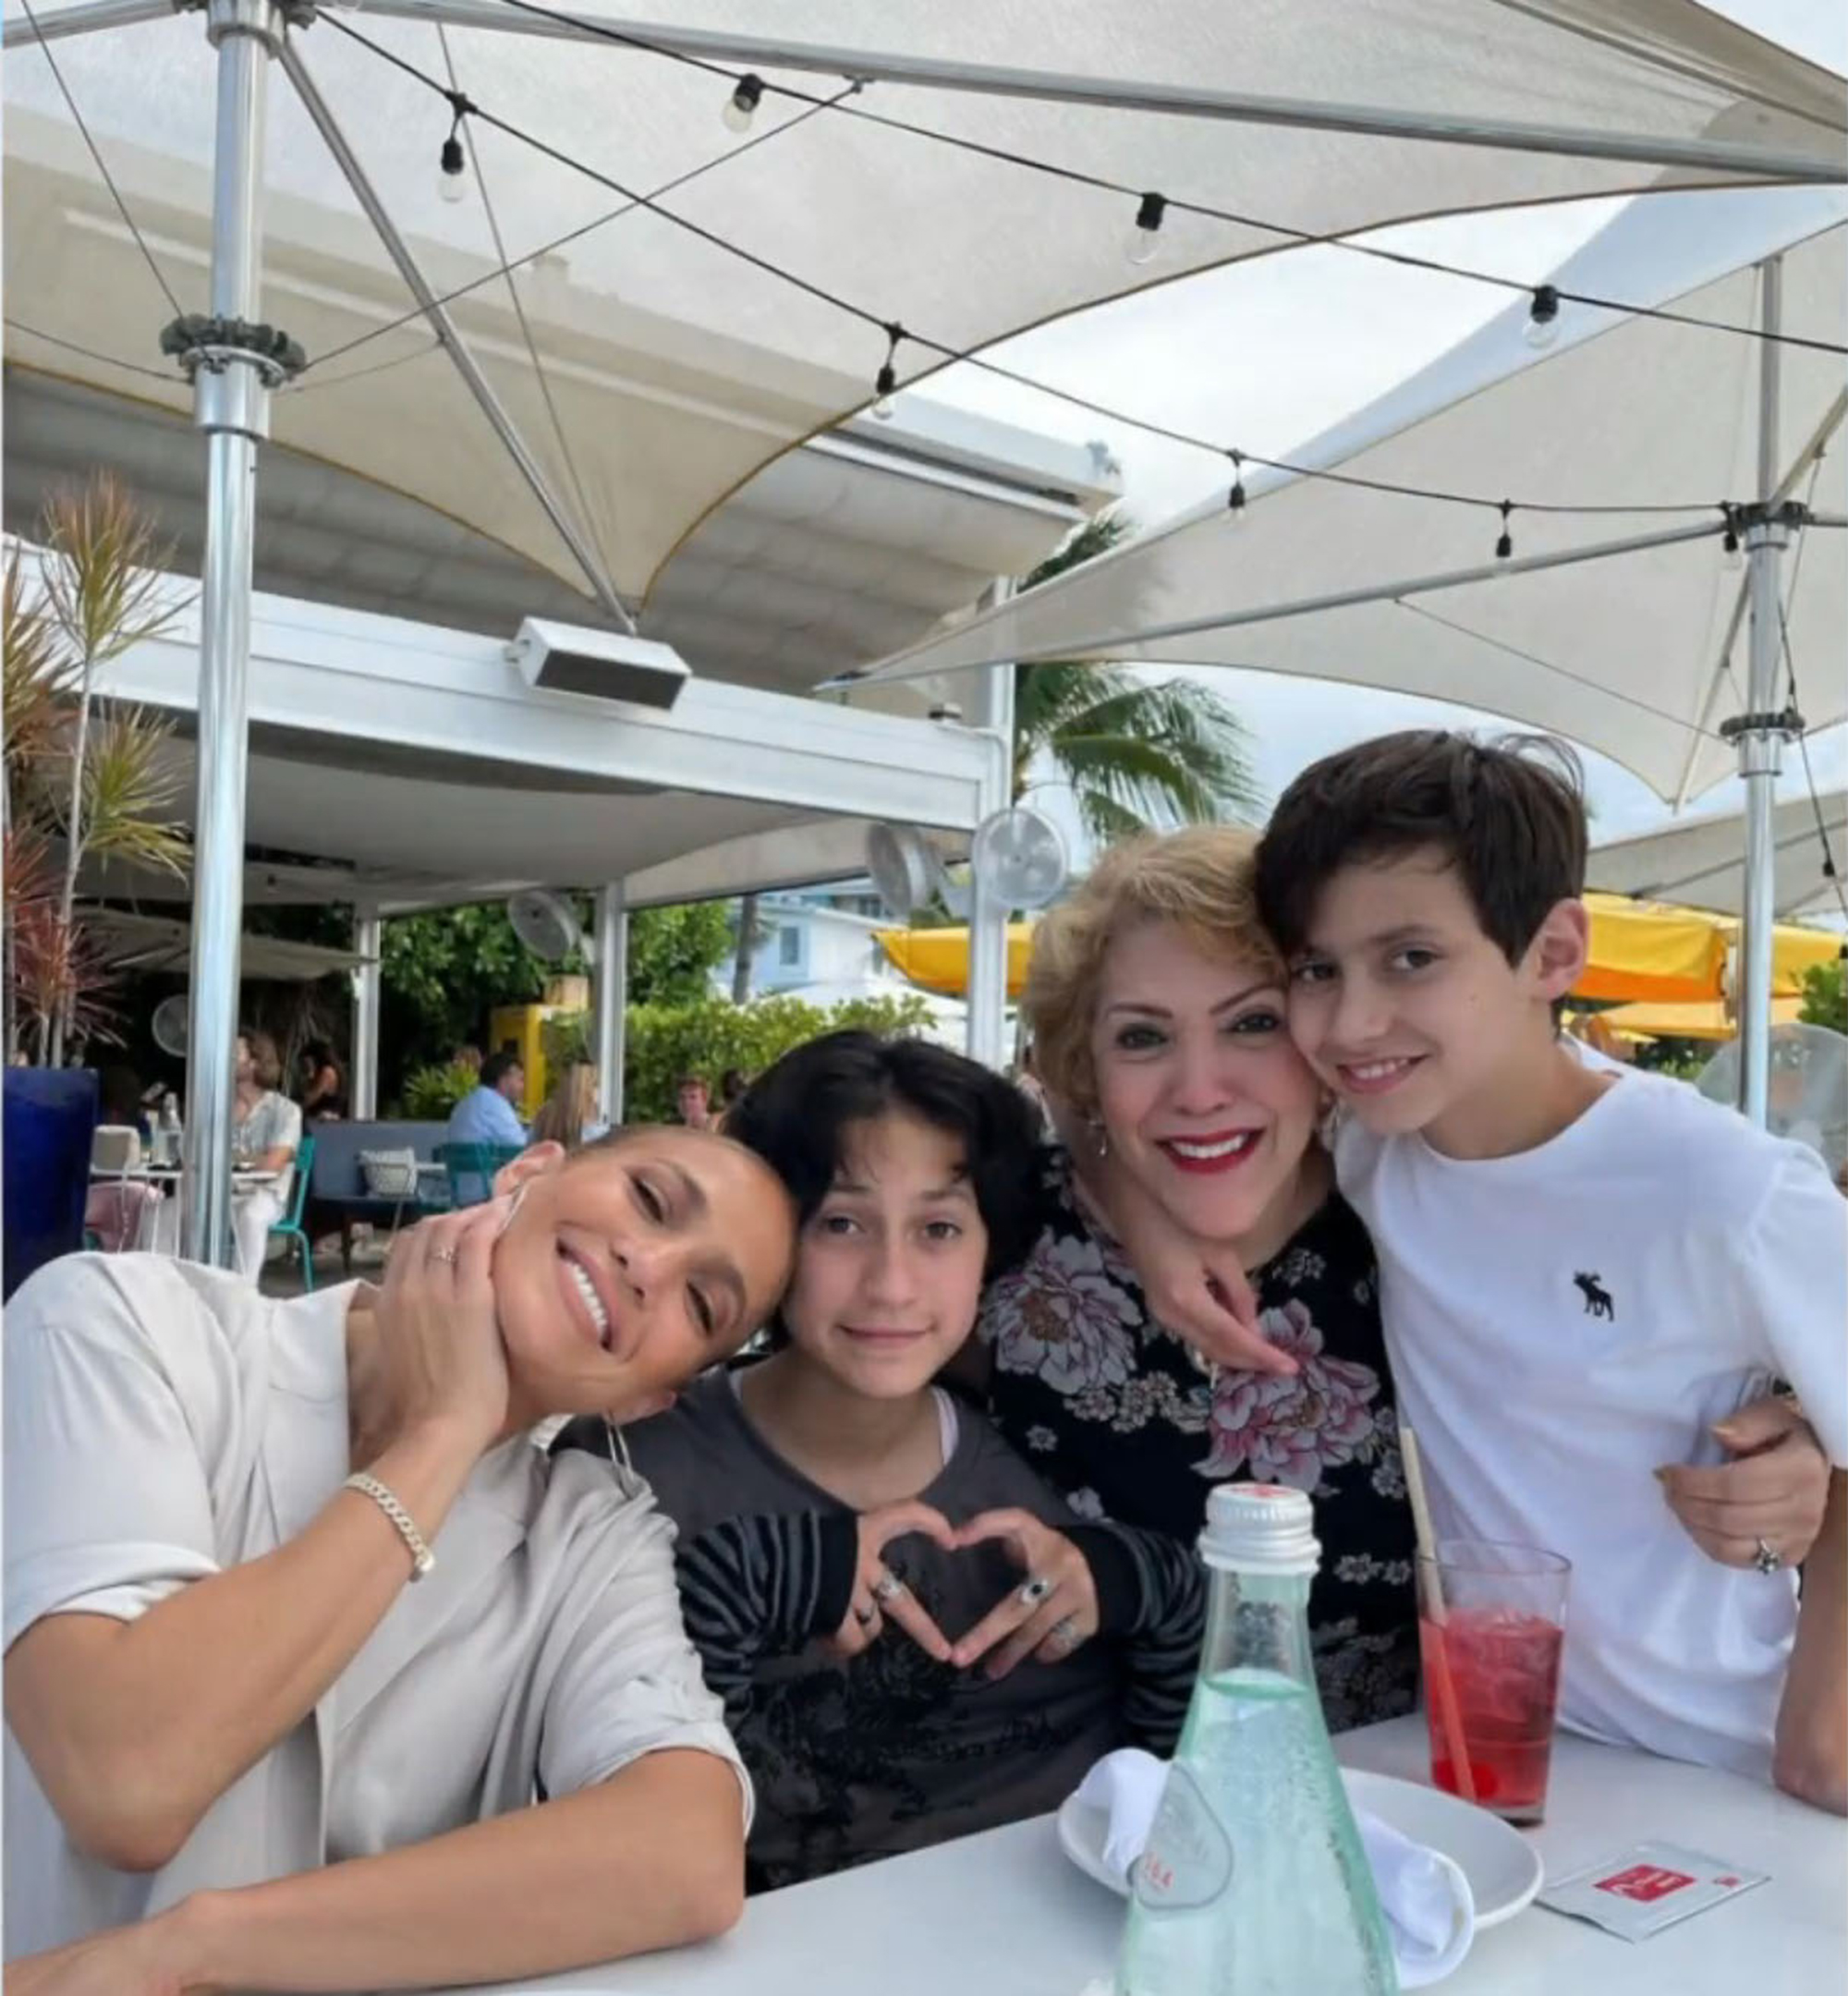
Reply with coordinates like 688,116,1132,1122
853,183,1848,1121
4,1,1843,1257
1590,788,1848,921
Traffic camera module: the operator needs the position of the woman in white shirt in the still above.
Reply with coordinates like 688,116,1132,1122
4,1126,796,1994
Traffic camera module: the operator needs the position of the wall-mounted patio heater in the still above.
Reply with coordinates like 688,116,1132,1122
507,618,690,710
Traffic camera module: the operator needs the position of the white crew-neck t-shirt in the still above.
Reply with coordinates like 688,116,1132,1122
1333,1065,1848,1780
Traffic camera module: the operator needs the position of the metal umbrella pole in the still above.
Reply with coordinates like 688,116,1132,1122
1727,254,1797,1129
169,0,302,1263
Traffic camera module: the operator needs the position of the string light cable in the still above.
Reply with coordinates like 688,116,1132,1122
310,12,1807,548
476,0,1848,360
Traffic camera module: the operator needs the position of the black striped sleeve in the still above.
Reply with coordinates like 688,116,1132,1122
674,1511,859,1726
1069,1521,1203,1755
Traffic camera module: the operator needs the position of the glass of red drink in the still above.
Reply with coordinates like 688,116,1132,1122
1416,1539,1569,1824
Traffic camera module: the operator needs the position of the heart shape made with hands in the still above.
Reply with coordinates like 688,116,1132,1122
859,1503,1093,1680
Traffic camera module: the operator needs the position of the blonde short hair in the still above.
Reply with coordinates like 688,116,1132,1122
1025,825,1283,1115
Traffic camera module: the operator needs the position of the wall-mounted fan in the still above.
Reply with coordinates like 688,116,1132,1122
1697,1022,1847,1174
866,824,942,921
506,889,585,963
971,805,1068,911
152,992,190,1058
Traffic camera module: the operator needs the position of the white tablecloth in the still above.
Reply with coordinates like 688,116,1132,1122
437,1715,1844,1996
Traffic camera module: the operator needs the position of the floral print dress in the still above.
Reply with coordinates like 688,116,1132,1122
977,1149,1419,1734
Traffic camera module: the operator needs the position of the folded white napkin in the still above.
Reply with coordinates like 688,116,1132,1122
1074,1749,1474,1989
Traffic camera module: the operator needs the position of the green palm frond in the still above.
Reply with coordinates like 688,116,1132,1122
1011,506,1259,841
77,707,191,876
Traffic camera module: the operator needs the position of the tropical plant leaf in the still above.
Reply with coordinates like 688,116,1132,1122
1011,507,1260,840
75,707,191,877
39,472,182,669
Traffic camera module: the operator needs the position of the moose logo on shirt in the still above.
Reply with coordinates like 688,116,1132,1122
1574,1271,1615,1321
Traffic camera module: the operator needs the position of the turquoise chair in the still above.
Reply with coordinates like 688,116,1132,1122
267,1133,317,1291
438,1141,523,1210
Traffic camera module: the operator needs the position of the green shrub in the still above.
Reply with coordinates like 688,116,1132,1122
622,992,934,1122
541,1010,592,1074
398,1060,479,1120
1798,959,1846,1035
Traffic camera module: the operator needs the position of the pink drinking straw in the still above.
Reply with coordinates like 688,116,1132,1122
1400,1424,1477,1805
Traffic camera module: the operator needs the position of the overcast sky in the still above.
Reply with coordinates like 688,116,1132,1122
923,0,1846,858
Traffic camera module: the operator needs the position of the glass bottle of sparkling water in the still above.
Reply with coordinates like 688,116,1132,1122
1114,1484,1395,1996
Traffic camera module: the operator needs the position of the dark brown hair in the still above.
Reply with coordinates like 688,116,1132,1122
1254,730,1588,965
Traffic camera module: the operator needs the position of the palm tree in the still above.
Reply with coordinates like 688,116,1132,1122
1013,512,1261,842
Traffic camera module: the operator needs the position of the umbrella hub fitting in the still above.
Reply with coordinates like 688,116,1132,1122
162,314,309,439
176,0,312,53
1720,705,1804,778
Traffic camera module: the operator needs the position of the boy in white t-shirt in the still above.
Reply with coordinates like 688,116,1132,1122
1237,729,1845,1812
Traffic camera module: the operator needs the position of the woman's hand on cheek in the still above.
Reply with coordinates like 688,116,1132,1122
371,1200,515,1457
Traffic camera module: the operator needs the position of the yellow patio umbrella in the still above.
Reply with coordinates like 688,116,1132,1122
1577,894,1839,1004
875,924,1036,1000
1596,995,1805,1042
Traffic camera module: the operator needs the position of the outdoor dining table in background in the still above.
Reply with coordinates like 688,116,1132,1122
437,1715,1843,1996
86,1162,277,1254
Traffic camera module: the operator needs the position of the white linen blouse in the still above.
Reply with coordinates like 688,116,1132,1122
3,1252,746,1961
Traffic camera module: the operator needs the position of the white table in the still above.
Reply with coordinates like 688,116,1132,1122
442,1717,1843,1996
88,1165,279,1253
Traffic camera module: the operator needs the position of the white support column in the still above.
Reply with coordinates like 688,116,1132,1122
1732,257,1793,1128
179,0,285,1267
965,580,1015,1070
594,884,628,1127
352,906,382,1120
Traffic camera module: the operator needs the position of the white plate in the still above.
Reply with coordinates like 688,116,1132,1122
1057,1767,1543,1929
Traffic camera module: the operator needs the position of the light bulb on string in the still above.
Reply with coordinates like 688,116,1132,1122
1722,507,1744,572
723,73,763,135
1226,449,1248,522
438,133,467,203
1524,285,1561,350
1125,191,1166,267
1494,501,1514,564
438,93,470,205
871,323,904,420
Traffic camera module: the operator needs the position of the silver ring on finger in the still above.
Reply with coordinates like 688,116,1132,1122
1753,1536,1782,1576
1046,1614,1081,1656
430,1245,459,1265
1017,1574,1056,1609
872,1572,905,1605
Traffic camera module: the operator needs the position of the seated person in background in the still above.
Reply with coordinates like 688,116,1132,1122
556,1033,1201,1891
675,1073,716,1131
531,1062,604,1151
296,1040,347,1121
3,1132,796,1990
230,1028,302,1283
444,1053,529,1205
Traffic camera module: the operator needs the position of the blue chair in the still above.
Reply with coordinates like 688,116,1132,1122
438,1141,523,1210
267,1133,318,1291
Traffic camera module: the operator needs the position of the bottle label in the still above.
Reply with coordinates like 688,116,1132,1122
1131,1763,1234,1911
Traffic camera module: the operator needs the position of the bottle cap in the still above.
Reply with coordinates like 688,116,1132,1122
1199,1483,1319,1576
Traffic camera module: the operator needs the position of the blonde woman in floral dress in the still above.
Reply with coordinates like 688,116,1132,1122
975,828,1830,1733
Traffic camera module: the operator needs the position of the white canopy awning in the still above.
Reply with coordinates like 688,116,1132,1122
856,184,1848,804
79,567,999,899
1590,788,1848,919
86,908,376,980
6,2,1842,620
